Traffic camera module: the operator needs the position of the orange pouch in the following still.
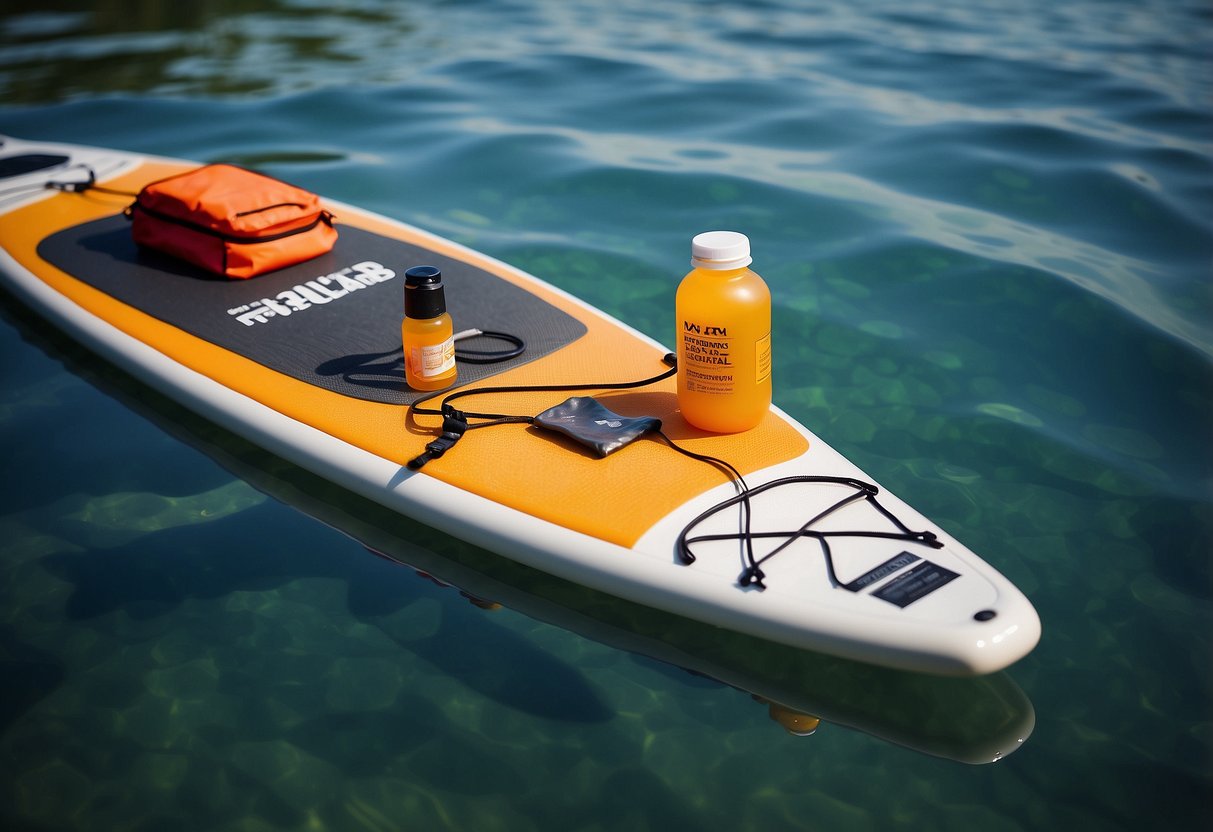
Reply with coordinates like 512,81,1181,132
128,164,337,279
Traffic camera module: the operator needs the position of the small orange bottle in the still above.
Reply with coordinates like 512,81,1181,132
402,265,457,391
676,231,771,433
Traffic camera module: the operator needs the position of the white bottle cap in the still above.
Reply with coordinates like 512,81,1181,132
691,230,752,269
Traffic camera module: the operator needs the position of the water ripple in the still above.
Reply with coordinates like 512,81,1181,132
2,2,1213,831
447,114,1212,360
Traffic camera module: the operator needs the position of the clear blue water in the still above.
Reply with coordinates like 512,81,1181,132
1,0,1211,829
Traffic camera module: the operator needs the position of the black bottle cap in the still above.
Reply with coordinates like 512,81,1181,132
404,265,447,320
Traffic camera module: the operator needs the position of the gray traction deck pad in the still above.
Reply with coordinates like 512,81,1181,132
37,215,586,405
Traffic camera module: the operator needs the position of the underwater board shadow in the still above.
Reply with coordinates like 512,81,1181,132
0,289,1036,765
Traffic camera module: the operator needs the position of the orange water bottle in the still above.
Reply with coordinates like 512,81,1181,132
676,231,772,432
402,265,458,391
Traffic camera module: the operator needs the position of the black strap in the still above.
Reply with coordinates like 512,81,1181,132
406,353,679,469
453,329,526,364
0,162,137,201
408,351,678,424
46,164,137,196
406,408,471,470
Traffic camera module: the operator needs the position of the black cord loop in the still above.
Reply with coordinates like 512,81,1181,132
408,352,678,423
453,329,526,364
0,162,136,201
45,163,137,196
677,475,942,590
405,354,677,469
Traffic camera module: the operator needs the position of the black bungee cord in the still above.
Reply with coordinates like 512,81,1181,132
405,353,679,469
403,352,940,592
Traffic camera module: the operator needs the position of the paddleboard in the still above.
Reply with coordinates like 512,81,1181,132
0,136,1041,675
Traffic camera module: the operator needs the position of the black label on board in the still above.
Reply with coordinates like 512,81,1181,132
872,561,960,608
841,551,921,592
